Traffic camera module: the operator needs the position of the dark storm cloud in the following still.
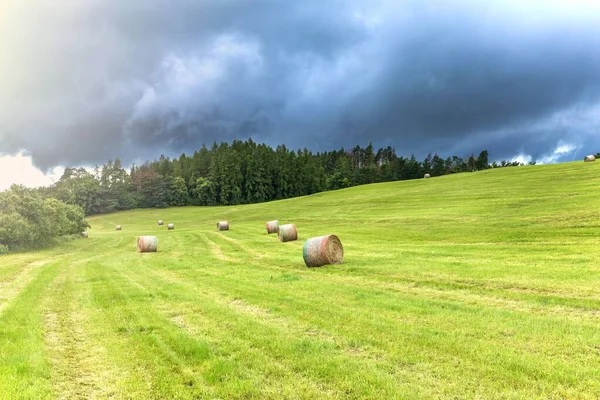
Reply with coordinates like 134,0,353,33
1,0,600,169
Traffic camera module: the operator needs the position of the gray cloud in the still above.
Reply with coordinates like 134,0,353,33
1,0,600,169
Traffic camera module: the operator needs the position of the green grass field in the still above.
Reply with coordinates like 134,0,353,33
2,161,600,399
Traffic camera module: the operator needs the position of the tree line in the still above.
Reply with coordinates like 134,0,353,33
0,185,89,254
38,139,528,216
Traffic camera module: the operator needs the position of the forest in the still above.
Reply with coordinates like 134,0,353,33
38,140,523,216
0,140,537,252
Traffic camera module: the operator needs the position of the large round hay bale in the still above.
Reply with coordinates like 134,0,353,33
424,173,431,178
266,220,279,234
158,220,164,226
217,221,229,231
278,224,298,242
137,236,158,253
116,225,122,231
167,223,174,230
81,231,88,238
303,235,344,267
584,155,596,162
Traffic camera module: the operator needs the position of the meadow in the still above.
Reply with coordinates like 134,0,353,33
1,161,600,399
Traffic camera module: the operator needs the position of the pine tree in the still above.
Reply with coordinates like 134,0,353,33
432,154,445,176
475,150,489,171
328,156,353,189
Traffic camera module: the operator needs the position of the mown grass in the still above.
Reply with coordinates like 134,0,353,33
1,161,600,399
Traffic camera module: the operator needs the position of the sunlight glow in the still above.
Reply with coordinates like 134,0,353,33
0,151,64,191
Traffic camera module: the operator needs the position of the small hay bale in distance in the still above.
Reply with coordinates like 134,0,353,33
137,236,158,253
278,224,298,242
584,155,596,162
424,173,431,179
217,221,229,231
167,223,175,230
116,225,122,231
81,231,88,238
158,220,164,226
303,234,344,267
265,220,279,234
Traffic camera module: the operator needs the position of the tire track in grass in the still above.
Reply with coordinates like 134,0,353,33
121,265,400,399
154,261,600,398
210,231,266,260
161,228,195,257
86,263,219,399
140,269,406,396
217,247,600,324
149,267,402,366
159,306,341,400
0,254,42,284
152,268,342,347
0,257,60,317
199,233,241,263
319,274,600,322
116,253,389,397
0,254,69,399
42,256,121,400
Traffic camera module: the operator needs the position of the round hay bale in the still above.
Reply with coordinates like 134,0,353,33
81,231,88,238
158,220,164,226
217,221,229,231
278,224,298,242
424,173,431,179
266,220,279,234
116,225,122,231
137,236,158,253
584,155,596,162
167,223,175,230
303,235,344,267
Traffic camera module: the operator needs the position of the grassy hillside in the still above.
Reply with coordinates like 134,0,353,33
1,161,600,399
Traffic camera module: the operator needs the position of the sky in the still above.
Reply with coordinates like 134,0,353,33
1,0,600,190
